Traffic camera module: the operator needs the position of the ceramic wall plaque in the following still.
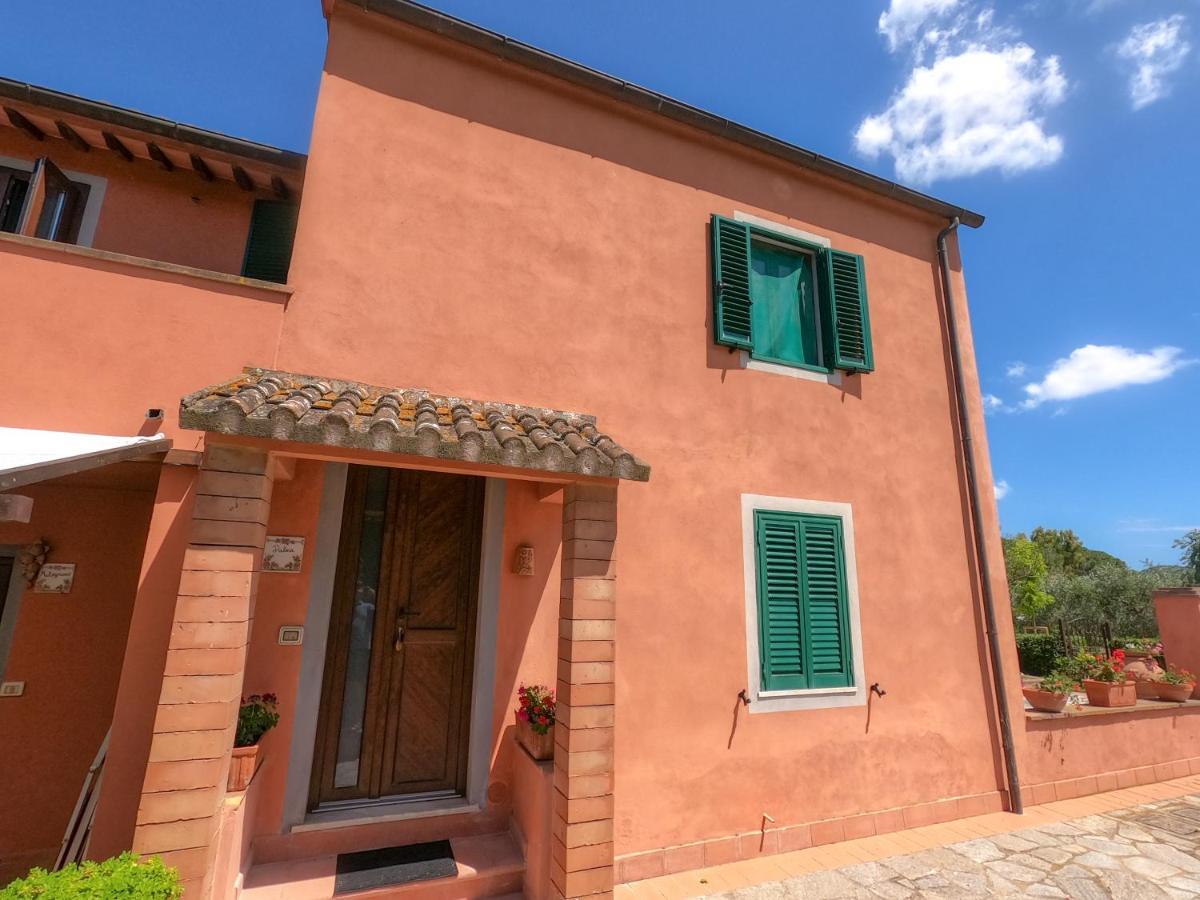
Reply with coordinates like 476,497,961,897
34,563,75,593
263,536,305,573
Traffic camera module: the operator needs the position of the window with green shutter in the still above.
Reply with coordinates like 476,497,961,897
242,199,299,284
712,215,873,374
754,509,854,692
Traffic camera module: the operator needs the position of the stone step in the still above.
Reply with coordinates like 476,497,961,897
241,832,524,900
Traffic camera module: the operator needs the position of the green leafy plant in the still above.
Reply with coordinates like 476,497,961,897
236,693,280,748
1161,665,1196,686
1175,530,1200,583
1085,650,1128,684
1004,536,1054,622
1015,634,1062,677
516,684,556,735
1117,637,1163,654
1037,671,1077,696
0,852,181,898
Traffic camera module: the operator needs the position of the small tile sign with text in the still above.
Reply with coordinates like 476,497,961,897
34,563,75,593
263,536,305,573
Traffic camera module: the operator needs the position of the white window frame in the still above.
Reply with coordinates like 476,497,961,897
0,152,107,248
732,211,843,386
741,493,867,713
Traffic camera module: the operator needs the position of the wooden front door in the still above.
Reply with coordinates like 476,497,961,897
310,465,484,810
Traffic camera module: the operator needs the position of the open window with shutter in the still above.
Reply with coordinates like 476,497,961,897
242,199,299,284
754,509,854,692
711,215,874,374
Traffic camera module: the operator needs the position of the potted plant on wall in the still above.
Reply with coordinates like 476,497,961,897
229,693,280,791
514,684,555,761
1022,671,1076,714
1080,650,1136,708
1154,666,1197,703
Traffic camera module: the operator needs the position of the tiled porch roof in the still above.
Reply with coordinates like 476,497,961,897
180,368,650,481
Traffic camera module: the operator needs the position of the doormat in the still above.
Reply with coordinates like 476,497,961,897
334,839,457,894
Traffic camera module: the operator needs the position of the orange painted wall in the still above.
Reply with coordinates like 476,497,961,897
0,127,255,274
0,239,288,447
272,7,1023,858
1024,711,1200,787
0,477,156,882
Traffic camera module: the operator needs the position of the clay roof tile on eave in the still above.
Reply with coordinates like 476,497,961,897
181,368,650,482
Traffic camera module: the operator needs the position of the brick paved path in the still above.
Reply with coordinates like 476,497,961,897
703,794,1200,898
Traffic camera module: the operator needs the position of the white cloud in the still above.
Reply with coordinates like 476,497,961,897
1117,15,1191,110
1118,518,1200,533
983,393,1005,412
1021,344,1195,407
994,479,1010,500
879,0,963,52
855,43,1067,184
1005,361,1027,379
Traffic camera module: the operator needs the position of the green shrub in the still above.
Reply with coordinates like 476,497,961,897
0,853,180,899
1015,633,1062,677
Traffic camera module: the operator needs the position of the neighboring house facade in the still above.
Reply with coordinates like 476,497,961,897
5,2,1154,898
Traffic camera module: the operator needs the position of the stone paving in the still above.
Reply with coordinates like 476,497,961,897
703,795,1200,899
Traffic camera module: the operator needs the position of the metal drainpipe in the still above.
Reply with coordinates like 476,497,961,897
937,217,1024,814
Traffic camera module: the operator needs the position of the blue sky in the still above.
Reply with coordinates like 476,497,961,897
5,0,1196,565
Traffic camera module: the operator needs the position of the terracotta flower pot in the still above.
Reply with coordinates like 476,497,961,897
1083,680,1136,708
1154,682,1196,703
1022,687,1069,713
515,711,555,761
1134,679,1163,699
228,744,261,792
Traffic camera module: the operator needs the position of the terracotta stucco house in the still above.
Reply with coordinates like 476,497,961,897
6,2,1200,898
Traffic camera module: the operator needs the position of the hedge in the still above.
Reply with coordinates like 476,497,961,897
0,853,180,899
1015,633,1062,677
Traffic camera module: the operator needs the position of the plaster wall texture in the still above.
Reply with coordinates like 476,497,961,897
0,240,286,445
0,477,156,883
1024,711,1200,787
0,127,256,274
270,8,1024,858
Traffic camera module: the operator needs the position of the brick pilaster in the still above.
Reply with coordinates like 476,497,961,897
552,483,617,899
131,446,271,897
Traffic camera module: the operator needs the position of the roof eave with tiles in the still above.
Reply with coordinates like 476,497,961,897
180,369,650,482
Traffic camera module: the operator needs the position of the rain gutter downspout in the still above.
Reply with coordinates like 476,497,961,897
937,217,1024,815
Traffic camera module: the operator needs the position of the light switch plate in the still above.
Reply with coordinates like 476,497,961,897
0,681,26,697
278,626,304,646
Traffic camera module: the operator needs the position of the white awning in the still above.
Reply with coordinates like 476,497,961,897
0,427,172,491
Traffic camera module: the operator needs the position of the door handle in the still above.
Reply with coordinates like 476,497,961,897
394,622,404,651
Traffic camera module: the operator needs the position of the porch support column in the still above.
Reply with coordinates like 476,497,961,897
131,446,271,898
553,483,617,899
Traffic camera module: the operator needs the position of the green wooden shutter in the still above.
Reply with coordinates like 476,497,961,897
755,511,807,691
711,215,753,350
755,511,854,692
800,516,854,689
242,200,299,284
819,249,874,373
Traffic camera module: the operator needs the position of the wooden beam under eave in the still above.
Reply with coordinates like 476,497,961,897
102,131,134,162
270,175,290,200
232,165,254,191
147,142,174,172
4,107,45,141
54,120,90,152
189,153,214,182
